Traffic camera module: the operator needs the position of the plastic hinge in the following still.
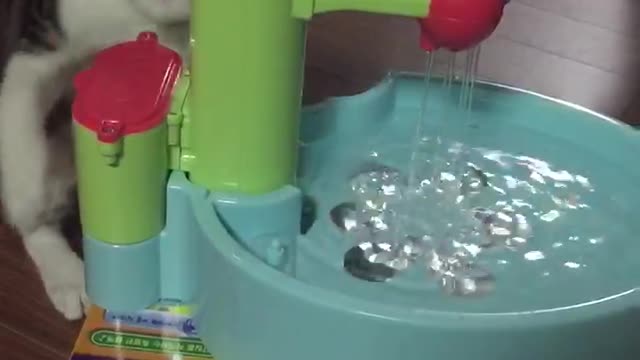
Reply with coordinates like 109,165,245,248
179,93,191,149
167,113,183,146
180,149,196,172
178,92,193,171
167,72,191,171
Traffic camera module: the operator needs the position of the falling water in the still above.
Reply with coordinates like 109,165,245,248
409,47,495,296
338,44,618,302
406,52,435,192
344,47,505,295
406,47,482,189
459,46,481,113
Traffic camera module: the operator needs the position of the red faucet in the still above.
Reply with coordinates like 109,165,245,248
418,0,507,52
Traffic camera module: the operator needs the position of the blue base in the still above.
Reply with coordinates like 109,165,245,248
84,172,203,310
85,73,640,359
84,235,160,311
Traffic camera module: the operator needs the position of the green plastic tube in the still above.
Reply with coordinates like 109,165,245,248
292,0,430,19
74,123,168,245
189,0,306,194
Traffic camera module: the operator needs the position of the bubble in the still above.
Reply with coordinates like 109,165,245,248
330,202,358,232
472,207,531,249
359,242,411,271
334,140,608,300
426,250,495,297
350,165,406,211
399,235,429,261
439,265,496,297
353,207,399,245
461,165,489,196
433,171,464,204
524,250,545,261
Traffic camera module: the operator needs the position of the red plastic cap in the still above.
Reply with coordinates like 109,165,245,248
418,0,505,52
72,32,183,143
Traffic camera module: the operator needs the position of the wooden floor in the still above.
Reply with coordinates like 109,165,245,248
1,1,639,358
0,224,82,359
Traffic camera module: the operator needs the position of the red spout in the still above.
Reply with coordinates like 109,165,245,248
418,0,506,52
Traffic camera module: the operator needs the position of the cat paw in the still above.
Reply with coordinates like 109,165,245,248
42,257,91,320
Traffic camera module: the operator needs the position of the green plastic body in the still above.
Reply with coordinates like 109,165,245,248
74,123,168,244
292,0,430,19
188,0,306,194
188,0,430,195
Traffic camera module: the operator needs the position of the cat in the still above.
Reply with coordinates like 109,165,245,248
0,0,191,320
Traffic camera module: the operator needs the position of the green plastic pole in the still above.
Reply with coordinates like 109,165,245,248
292,0,430,19
189,0,306,194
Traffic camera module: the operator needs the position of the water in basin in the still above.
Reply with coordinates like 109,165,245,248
297,52,640,315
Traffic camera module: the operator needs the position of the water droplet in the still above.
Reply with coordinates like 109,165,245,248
514,213,532,238
563,261,582,269
400,235,428,261
524,251,545,261
540,210,561,222
461,165,489,196
438,263,495,297
434,172,462,202
350,166,406,211
471,207,531,249
330,202,357,232
589,237,604,245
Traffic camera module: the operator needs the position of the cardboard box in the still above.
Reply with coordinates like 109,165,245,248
69,304,213,360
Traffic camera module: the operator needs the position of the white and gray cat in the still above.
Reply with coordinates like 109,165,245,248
0,0,191,320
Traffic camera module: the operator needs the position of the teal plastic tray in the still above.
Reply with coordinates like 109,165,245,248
191,73,640,359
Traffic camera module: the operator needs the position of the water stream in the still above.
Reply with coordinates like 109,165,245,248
338,47,621,299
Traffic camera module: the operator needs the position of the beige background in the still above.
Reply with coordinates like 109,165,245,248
304,0,640,122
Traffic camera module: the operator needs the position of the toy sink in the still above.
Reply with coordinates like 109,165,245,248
69,1,640,359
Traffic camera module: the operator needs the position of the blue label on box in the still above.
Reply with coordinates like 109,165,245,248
104,310,197,336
